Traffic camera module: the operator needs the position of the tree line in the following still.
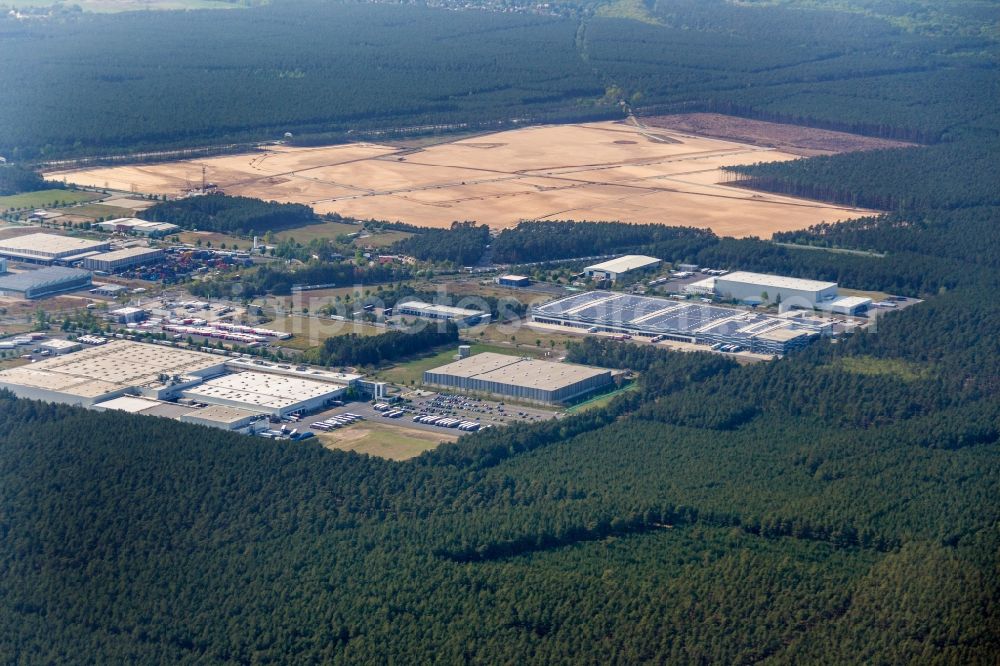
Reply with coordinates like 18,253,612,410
141,193,317,235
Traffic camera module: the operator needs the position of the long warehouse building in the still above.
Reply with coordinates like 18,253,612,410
531,291,829,355
83,246,164,272
181,371,348,418
0,340,227,406
424,352,612,404
0,233,110,264
713,271,838,307
0,266,93,299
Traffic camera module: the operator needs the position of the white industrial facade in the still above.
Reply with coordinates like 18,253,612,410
83,247,164,272
96,218,179,237
0,267,93,298
396,300,491,326
818,296,872,315
180,405,266,432
182,371,347,417
584,255,661,282
0,340,227,407
0,233,110,264
714,271,838,307
424,352,612,404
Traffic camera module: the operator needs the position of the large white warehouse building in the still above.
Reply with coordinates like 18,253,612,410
584,255,661,282
182,371,347,417
0,233,110,264
0,340,227,407
714,271,838,307
424,352,612,404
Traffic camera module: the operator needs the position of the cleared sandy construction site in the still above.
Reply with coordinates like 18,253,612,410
50,121,871,237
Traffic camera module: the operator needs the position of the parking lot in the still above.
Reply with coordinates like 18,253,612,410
302,393,558,436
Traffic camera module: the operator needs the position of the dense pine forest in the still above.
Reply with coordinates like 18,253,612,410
140,194,318,235
0,165,60,196
1,0,997,159
1,280,998,662
389,221,491,266
1,0,999,662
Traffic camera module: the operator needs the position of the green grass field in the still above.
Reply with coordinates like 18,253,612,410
565,383,638,414
274,220,362,243
176,230,247,248
0,189,100,212
358,230,413,248
62,203,135,221
374,346,461,385
267,315,384,351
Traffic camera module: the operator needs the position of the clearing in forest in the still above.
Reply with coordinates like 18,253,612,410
50,121,873,237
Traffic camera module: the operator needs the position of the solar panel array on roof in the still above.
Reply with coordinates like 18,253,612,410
532,291,825,354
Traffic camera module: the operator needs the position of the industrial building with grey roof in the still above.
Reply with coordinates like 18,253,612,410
0,266,92,299
0,233,109,263
424,352,612,404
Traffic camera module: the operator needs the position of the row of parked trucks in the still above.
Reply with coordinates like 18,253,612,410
412,414,483,431
309,413,364,431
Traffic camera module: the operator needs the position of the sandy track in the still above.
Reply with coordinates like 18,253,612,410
48,121,873,237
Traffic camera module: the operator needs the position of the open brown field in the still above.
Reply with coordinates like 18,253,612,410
318,422,456,461
643,113,915,157
49,121,873,237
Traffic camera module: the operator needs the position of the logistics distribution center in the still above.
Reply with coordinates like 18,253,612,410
396,300,491,326
0,266,92,298
584,255,661,282
0,233,110,264
532,291,830,355
83,247,164,272
424,352,613,404
0,340,361,430
684,271,871,314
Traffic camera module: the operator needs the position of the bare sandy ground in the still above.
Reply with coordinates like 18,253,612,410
644,113,914,156
49,121,873,237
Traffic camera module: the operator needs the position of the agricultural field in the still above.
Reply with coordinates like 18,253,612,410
317,421,456,461
646,113,915,157
0,189,100,212
49,121,872,237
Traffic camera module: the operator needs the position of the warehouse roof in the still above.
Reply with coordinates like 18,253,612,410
0,267,91,292
0,366,121,397
89,246,163,261
716,271,836,292
427,352,521,378
585,255,661,274
428,352,609,391
181,404,264,424
478,358,609,391
0,233,107,255
183,371,344,410
755,327,815,343
93,395,165,413
99,218,178,232
829,296,872,307
397,300,487,318
0,340,225,400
